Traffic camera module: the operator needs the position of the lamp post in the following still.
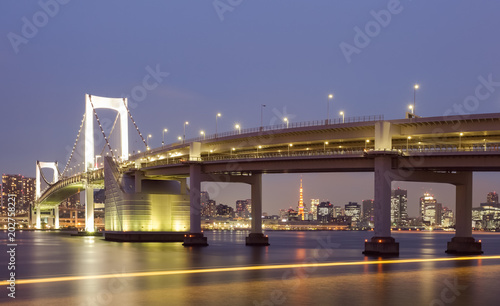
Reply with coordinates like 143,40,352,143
324,141,329,153
284,117,289,128
177,136,182,143
413,84,419,114
231,147,235,157
257,145,262,157
409,105,414,114
261,104,266,129
215,113,221,137
365,139,370,150
288,143,293,156
339,111,344,123
407,136,412,151
183,121,189,143
162,128,168,146
459,132,463,150
235,124,241,134
327,94,333,124
147,134,152,150
200,130,205,140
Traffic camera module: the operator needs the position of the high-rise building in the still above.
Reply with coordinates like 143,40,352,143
216,204,234,218
344,202,361,223
310,199,319,221
317,202,333,223
420,193,442,226
362,199,374,224
420,192,437,218
201,200,217,217
391,188,408,225
298,178,305,220
236,199,251,218
487,192,499,207
441,207,454,227
1,174,35,214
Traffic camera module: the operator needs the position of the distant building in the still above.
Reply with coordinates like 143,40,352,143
344,202,361,225
202,200,217,218
333,206,343,218
216,204,234,218
362,199,374,224
420,192,442,225
391,188,408,225
441,207,454,227
310,199,319,221
1,174,35,215
317,202,334,223
236,200,250,218
487,191,499,208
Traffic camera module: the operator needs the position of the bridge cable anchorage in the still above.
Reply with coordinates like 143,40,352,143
99,112,120,157
89,96,116,160
122,98,148,149
61,113,86,176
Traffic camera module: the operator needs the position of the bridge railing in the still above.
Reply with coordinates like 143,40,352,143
394,142,500,154
183,115,384,143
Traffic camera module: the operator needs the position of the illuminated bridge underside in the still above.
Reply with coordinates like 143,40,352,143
38,182,86,210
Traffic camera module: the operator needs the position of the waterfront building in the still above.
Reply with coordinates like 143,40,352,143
391,188,408,225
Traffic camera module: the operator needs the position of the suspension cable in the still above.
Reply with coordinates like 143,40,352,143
89,95,116,159
61,113,86,176
100,112,120,157
122,98,148,149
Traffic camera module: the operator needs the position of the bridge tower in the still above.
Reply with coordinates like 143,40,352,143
84,94,129,232
35,161,60,229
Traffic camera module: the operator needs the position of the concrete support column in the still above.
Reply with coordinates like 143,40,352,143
85,187,94,232
183,163,208,246
446,172,482,254
135,171,144,193
179,178,188,195
36,205,41,229
246,173,269,246
54,206,59,229
363,156,399,255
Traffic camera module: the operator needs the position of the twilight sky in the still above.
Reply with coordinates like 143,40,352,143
1,1,500,217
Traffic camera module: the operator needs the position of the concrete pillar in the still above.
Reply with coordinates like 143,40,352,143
374,121,396,151
246,173,269,246
135,171,143,193
54,206,59,229
179,178,188,195
36,205,41,229
363,156,399,255
190,142,201,161
446,172,482,254
183,163,208,246
85,187,95,232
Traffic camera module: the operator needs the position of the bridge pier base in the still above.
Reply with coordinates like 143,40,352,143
183,163,208,247
364,155,398,256
446,172,483,255
246,173,269,246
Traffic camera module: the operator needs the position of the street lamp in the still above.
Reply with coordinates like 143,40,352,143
235,124,241,134
327,94,333,124
257,145,262,157
200,130,205,140
216,113,221,137
324,141,329,152
413,84,419,114
365,139,370,150
409,105,414,114
284,117,289,128
177,136,182,143
407,136,412,151
162,128,168,146
231,147,236,157
288,143,293,156
459,132,463,150
339,111,344,123
183,121,189,143
147,134,152,150
261,104,266,129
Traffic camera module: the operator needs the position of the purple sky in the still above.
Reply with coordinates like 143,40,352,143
1,1,500,217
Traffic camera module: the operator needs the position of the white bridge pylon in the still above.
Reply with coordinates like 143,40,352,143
35,161,59,200
35,161,59,229
85,94,129,171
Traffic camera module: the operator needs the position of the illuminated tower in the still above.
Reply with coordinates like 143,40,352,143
298,178,304,220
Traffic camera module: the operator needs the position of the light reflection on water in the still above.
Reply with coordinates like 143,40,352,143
5,230,500,305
